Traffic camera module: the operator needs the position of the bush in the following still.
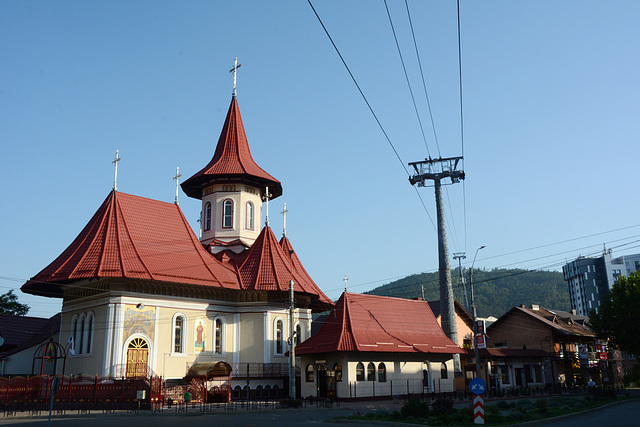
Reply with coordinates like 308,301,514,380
431,398,454,416
535,398,549,414
400,398,429,419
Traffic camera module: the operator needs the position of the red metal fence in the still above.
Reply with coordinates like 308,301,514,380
0,375,162,410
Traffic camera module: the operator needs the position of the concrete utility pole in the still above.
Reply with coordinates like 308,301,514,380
470,245,485,380
409,156,465,377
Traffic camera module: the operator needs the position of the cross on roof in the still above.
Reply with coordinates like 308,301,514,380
173,167,182,205
229,57,241,97
281,203,289,237
112,150,121,191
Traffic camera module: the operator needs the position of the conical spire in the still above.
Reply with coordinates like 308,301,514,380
181,97,282,200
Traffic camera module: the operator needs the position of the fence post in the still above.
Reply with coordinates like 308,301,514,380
5,377,10,405
406,379,409,397
24,375,29,405
94,375,98,403
68,375,73,404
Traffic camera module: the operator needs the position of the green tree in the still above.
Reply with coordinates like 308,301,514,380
0,289,30,315
588,272,640,356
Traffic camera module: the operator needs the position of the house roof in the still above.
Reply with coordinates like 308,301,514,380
471,348,553,359
0,313,61,357
181,96,282,200
428,299,473,325
22,191,240,297
488,305,594,338
237,227,333,310
296,292,464,355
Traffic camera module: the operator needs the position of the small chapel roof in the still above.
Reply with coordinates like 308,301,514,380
296,292,464,355
22,191,240,297
181,96,282,200
237,226,333,310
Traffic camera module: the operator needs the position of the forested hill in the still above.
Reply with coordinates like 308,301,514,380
364,268,570,319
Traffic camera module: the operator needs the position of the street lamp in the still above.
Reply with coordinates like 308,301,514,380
470,245,485,380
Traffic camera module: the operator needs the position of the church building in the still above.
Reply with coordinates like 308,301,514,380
21,82,333,395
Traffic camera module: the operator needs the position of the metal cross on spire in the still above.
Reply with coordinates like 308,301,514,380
344,274,348,293
281,203,289,237
229,57,242,97
112,150,121,191
263,186,272,227
173,167,182,205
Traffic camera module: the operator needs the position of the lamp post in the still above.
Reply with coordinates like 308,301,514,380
288,249,296,399
470,245,485,380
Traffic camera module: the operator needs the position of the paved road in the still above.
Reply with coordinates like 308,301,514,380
2,399,639,426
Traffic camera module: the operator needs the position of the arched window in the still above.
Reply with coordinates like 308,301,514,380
367,362,376,381
356,362,364,381
204,202,212,231
335,363,343,381
84,312,94,354
214,318,223,354
245,201,254,230
223,199,234,228
264,385,271,398
173,314,186,354
233,386,241,399
295,323,302,346
275,319,284,354
306,364,314,382
77,314,86,355
272,385,280,398
256,385,263,399
70,315,78,355
441,363,448,379
378,363,386,382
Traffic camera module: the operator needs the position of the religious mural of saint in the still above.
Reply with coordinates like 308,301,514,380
194,319,205,352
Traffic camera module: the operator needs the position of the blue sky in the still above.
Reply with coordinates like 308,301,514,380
2,1,640,318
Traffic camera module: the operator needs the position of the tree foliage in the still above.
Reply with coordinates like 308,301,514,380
365,268,570,318
0,289,30,316
588,271,640,356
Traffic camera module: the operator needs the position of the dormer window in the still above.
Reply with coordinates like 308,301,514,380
223,199,234,228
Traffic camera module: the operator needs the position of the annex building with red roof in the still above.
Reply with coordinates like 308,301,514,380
296,293,464,398
18,88,332,396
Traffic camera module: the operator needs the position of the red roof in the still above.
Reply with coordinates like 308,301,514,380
0,313,61,357
296,292,464,355
238,227,333,310
181,96,282,199
22,191,240,297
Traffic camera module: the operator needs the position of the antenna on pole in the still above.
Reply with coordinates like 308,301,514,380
229,57,242,97
453,252,468,310
112,150,121,191
409,156,465,377
281,203,289,237
173,167,182,205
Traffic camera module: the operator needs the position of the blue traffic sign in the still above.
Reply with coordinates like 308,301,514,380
470,378,486,395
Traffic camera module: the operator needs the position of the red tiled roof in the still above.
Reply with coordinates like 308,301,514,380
296,293,464,355
181,96,282,199
488,306,594,338
238,227,332,310
470,348,553,358
280,236,333,307
0,313,61,357
22,191,240,297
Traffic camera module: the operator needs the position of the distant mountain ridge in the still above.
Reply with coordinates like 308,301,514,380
364,268,570,319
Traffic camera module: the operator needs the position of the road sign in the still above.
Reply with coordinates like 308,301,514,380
470,378,486,395
476,334,486,349
474,395,485,424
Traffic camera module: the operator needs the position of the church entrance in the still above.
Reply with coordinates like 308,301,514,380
126,337,149,378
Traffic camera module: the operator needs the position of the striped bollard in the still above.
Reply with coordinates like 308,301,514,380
473,394,485,424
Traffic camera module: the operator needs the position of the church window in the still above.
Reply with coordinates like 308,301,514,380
204,202,212,231
245,201,254,230
378,363,386,382
70,315,78,356
441,363,448,379
84,312,94,354
275,319,284,354
77,314,85,355
223,199,234,228
214,318,223,354
356,362,364,381
306,364,314,382
367,362,375,381
295,323,302,346
173,314,186,354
